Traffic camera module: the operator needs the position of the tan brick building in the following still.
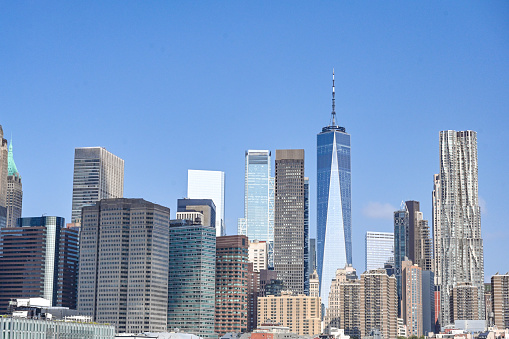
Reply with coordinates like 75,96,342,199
257,292,321,335
452,282,479,321
491,273,509,329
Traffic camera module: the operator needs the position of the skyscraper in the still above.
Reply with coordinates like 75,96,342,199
393,203,409,315
317,72,352,308
274,149,305,294
401,260,423,337
168,217,216,339
188,169,225,236
0,216,78,313
71,147,124,224
0,125,7,215
77,198,170,333
6,140,22,228
491,273,509,330
434,130,485,326
238,150,275,267
177,198,216,228
365,231,394,272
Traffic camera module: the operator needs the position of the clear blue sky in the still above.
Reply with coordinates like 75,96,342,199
1,2,508,281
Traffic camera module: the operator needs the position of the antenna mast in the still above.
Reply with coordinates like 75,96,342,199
331,69,337,126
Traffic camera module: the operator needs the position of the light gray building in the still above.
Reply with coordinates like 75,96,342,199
0,125,7,210
274,149,305,294
77,198,170,333
71,147,124,224
433,130,485,327
365,231,394,272
6,139,22,228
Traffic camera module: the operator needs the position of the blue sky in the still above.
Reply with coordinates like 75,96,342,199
1,2,508,281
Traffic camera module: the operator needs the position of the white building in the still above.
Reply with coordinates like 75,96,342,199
249,240,268,272
365,231,394,271
187,169,225,236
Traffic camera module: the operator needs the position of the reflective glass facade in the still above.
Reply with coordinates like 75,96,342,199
317,126,351,307
238,150,274,267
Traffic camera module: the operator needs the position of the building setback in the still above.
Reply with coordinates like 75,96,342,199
360,269,398,339
215,235,249,336
6,140,22,228
0,216,78,313
77,198,170,333
257,293,322,336
491,273,509,330
167,217,216,339
274,149,305,294
71,147,124,224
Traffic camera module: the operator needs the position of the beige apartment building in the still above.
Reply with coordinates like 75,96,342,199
452,282,480,321
402,260,423,337
491,273,509,329
257,292,321,336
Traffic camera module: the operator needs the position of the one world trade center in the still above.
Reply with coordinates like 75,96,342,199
317,71,351,308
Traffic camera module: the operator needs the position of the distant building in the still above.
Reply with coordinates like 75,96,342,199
249,240,268,272
401,260,422,337
188,169,225,236
247,263,260,332
274,149,305,295
309,238,317,272
77,199,170,333
394,204,409,316
0,125,7,210
215,235,249,336
360,269,397,339
167,217,216,339
6,139,22,228
422,270,436,335
71,147,124,224
0,216,78,313
452,282,480,321
365,232,393,272
238,150,275,267
491,273,509,329
259,269,278,297
309,270,320,298
177,198,216,228
257,292,322,336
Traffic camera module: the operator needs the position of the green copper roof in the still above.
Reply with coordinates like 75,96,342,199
8,140,19,176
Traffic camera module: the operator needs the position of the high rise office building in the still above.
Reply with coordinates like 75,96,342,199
274,149,305,294
215,235,249,336
304,177,310,295
188,169,225,236
77,199,170,333
491,273,509,330
238,150,275,267
0,216,78,313
401,260,423,337
249,240,268,272
309,238,317,272
71,147,124,224
0,125,7,212
177,198,216,228
422,270,436,335
406,201,433,272
365,232,394,271
6,140,22,228
168,216,216,339
317,72,352,308
434,130,485,326
452,283,480,321
394,204,409,315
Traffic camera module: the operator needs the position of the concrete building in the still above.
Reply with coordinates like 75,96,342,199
491,273,509,329
0,125,7,210
167,216,216,339
452,283,480,321
274,149,305,295
394,204,409,316
187,169,225,236
71,147,124,224
6,140,22,228
422,270,436,335
257,292,321,336
360,269,397,339
77,199,170,333
238,150,275,267
176,198,216,228
249,240,268,272
365,232,394,272
259,269,278,297
247,263,260,332
309,238,317,272
317,72,352,311
401,260,423,337
325,265,360,338
434,130,485,326
215,235,249,336
309,269,320,298
0,216,79,313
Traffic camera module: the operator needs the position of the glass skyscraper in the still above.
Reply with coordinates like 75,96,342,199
317,72,351,308
238,150,275,267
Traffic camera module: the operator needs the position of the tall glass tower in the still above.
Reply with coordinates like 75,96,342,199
317,71,351,308
238,150,275,267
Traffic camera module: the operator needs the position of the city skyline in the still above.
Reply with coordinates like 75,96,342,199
1,2,507,281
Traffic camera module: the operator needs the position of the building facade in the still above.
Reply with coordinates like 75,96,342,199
0,125,7,210
452,282,480,321
274,149,305,294
187,169,225,236
257,293,322,336
238,150,275,267
0,216,78,313
309,238,316,272
394,204,409,315
317,73,352,309
434,130,485,326
176,198,216,228
422,270,436,335
360,269,398,339
215,235,249,336
6,140,22,228
249,240,268,272
168,218,216,339
491,273,509,330
401,260,423,337
77,199,170,333
71,147,124,224
365,232,394,272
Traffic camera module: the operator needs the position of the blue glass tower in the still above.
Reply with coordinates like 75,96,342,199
317,71,351,307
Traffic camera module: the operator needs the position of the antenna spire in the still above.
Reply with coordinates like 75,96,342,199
331,69,337,126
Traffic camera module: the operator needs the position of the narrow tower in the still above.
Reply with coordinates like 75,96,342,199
317,70,352,309
6,139,22,228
